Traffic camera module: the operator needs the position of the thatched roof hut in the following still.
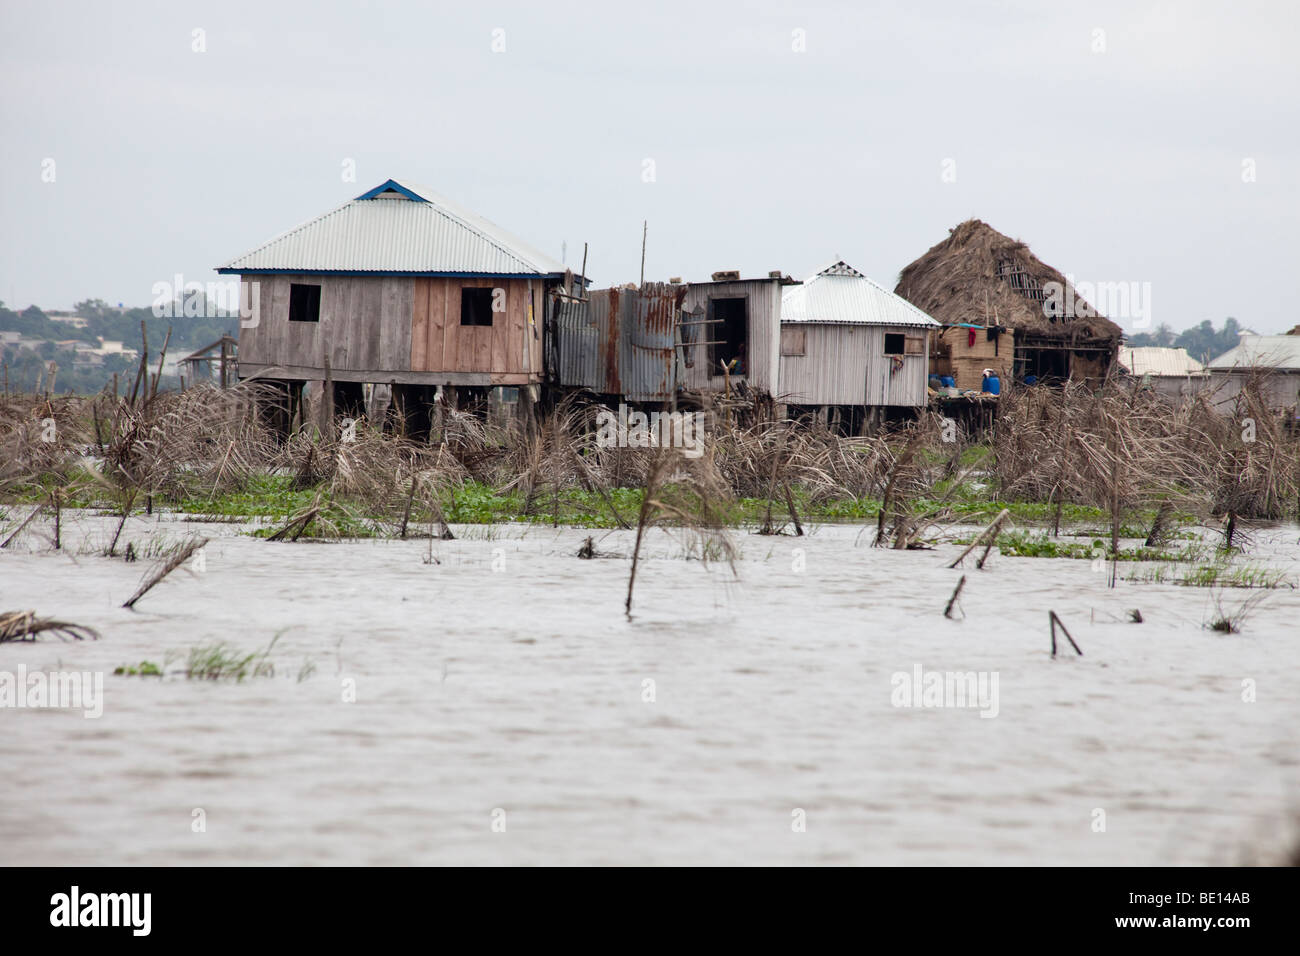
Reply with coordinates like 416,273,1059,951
895,220,1122,340
894,220,1122,390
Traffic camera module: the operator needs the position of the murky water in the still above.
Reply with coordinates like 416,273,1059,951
2,512,1298,865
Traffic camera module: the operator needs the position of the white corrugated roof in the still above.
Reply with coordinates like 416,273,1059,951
1206,335,1300,371
781,260,939,328
218,179,566,276
1118,346,1206,377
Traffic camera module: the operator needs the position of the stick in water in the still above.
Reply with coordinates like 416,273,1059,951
1,505,45,549
944,575,966,619
123,537,209,609
1049,610,1083,657
948,508,1010,569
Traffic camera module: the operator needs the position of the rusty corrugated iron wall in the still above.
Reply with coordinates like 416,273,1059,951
550,291,604,391
550,282,687,402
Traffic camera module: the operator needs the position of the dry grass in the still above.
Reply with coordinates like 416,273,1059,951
0,610,99,643
994,376,1300,550
2,366,1297,559
625,444,738,616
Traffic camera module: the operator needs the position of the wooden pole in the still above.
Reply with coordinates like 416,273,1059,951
1049,611,1083,657
639,221,647,287
782,482,804,536
323,357,335,439
948,508,1010,569
151,327,171,399
399,474,417,539
2,504,44,549
944,575,966,619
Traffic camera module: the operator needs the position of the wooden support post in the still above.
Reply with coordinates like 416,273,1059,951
948,508,1010,569
1049,610,1083,657
944,575,966,619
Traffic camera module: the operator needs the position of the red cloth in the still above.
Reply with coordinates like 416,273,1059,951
968,328,977,347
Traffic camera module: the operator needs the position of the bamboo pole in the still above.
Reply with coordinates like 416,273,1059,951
944,575,966,619
1,505,45,549
948,508,1010,569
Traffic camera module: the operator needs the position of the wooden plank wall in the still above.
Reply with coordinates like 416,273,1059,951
238,274,546,384
410,277,542,384
239,274,413,375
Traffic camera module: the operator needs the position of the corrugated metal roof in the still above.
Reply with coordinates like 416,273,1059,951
218,178,566,277
1118,346,1206,377
781,260,939,328
1206,335,1300,371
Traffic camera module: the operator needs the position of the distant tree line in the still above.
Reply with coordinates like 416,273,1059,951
0,297,236,395
1126,318,1250,363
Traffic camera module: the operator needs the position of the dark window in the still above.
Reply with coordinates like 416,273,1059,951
460,287,494,326
708,297,749,373
288,283,321,323
884,333,905,355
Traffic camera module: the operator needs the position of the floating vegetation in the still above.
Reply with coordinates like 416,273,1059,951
113,661,163,677
1126,562,1293,589
184,640,277,682
0,610,100,643
1206,590,1271,633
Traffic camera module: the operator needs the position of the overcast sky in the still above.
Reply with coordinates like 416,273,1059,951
2,0,1296,335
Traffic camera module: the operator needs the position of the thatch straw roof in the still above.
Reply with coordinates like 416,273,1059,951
894,220,1123,342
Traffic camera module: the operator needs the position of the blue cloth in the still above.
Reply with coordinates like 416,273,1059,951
1024,375,1037,386
982,374,1001,395
940,375,956,388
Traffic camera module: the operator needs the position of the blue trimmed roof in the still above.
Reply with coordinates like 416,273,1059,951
218,179,566,277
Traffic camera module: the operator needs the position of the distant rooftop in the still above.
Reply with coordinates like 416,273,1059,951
1206,335,1300,371
1118,346,1206,377
782,260,940,329
218,179,566,278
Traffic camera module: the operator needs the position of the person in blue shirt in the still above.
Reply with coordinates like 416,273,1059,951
981,368,1001,395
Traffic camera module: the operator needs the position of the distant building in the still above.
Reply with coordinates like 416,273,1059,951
95,340,136,356
895,220,1123,393
1204,334,1300,414
218,178,568,432
72,343,105,368
778,261,939,431
1117,345,1208,401
552,272,792,412
46,313,90,329
680,273,790,403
